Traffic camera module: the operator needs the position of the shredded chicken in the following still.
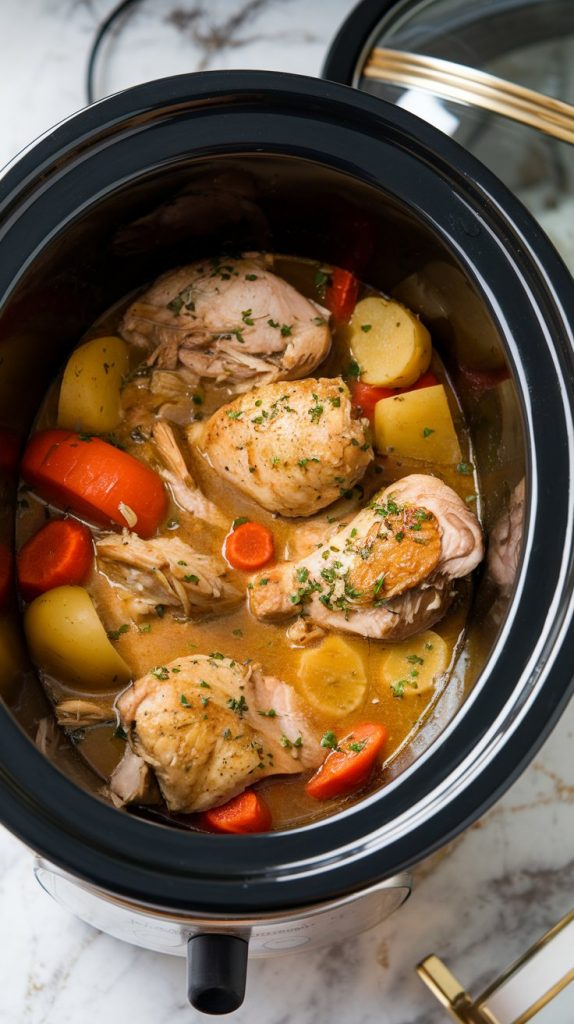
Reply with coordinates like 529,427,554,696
119,254,332,391
96,531,241,618
193,377,372,517
116,655,323,813
55,700,114,728
152,419,227,527
110,746,161,808
250,474,484,640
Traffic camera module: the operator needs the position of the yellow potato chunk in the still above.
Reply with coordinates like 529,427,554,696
57,336,129,434
24,585,131,692
298,635,367,718
380,631,449,699
374,384,462,464
349,296,431,387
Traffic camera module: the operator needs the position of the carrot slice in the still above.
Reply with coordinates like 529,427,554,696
306,722,388,801
199,790,272,834
17,519,94,602
351,372,439,422
0,543,13,609
326,268,359,322
225,521,275,571
21,430,167,539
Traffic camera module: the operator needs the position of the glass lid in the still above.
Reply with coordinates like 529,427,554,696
325,0,574,272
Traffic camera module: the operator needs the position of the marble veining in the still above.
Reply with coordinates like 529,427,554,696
0,1,573,1021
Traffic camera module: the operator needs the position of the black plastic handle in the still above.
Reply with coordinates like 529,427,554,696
187,933,249,1015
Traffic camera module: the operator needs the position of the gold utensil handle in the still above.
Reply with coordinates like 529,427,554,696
364,48,574,145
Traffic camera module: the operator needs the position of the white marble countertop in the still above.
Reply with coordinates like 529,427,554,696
1,2,573,1022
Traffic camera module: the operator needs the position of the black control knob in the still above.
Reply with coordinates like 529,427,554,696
187,933,249,1015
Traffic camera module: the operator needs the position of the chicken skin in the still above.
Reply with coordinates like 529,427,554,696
119,254,331,390
96,531,242,619
193,377,373,517
115,655,322,813
250,474,483,640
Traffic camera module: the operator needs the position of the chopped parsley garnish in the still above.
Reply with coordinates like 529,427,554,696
456,462,474,475
422,427,435,437
232,517,249,529
259,709,277,718
373,575,385,596
154,604,166,618
280,324,293,337
360,324,372,333
152,666,170,681
315,269,331,293
222,727,232,740
348,739,367,754
107,624,129,641
321,731,339,750
245,273,258,281
395,532,405,543
138,624,151,634
183,574,199,584
329,396,341,408
259,577,270,586
226,410,243,420
232,628,243,637
296,567,309,583
297,457,320,470
313,316,325,326
180,693,192,706
345,359,361,380
200,696,210,707
227,695,248,718
308,395,324,423
281,734,303,749
406,654,424,665
241,308,254,325
209,651,225,660
267,318,279,328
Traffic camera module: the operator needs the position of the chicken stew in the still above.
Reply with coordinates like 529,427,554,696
16,253,483,833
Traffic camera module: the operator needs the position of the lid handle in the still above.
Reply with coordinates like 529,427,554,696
187,933,249,1015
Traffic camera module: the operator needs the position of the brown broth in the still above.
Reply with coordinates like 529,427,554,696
15,254,479,831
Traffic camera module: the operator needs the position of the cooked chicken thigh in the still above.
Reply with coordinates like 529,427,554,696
96,531,241,618
250,474,483,640
116,655,322,813
120,255,331,390
193,377,373,517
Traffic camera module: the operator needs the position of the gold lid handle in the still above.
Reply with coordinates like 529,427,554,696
364,48,574,145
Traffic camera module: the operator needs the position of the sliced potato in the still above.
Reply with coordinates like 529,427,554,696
380,631,449,699
298,635,367,718
57,336,129,434
374,383,462,464
349,296,431,387
24,585,131,692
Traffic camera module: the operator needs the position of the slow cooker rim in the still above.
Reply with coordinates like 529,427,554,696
1,70,574,913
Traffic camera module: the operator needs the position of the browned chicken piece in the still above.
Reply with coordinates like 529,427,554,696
96,531,242,619
116,655,323,813
119,254,331,391
250,474,483,640
151,419,227,528
193,377,373,517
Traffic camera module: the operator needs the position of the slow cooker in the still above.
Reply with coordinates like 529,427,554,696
1,71,574,1015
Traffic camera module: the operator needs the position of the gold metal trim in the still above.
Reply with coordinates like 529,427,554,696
418,908,574,1022
363,48,574,145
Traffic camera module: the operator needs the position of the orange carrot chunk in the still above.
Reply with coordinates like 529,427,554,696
199,790,272,834
17,519,94,602
21,430,167,539
225,520,275,572
326,268,359,322
0,543,13,609
306,722,388,801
